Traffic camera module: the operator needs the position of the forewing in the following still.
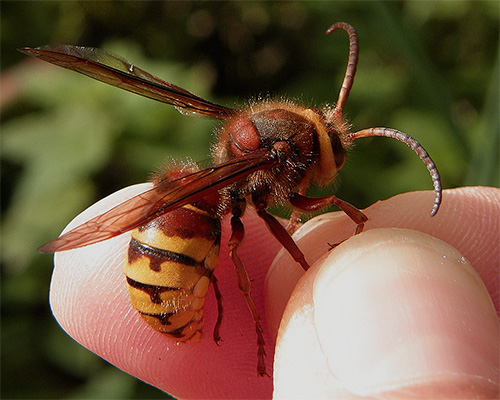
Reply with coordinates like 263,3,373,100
39,153,276,253
19,45,235,119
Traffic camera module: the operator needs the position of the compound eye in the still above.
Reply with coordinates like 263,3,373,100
329,133,347,170
335,148,347,170
227,116,260,157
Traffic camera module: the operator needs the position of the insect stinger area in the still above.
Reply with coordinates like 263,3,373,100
24,21,442,377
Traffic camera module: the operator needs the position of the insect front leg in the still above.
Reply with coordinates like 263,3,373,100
289,192,368,234
228,200,268,376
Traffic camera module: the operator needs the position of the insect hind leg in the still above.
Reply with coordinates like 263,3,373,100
211,274,224,345
228,203,268,377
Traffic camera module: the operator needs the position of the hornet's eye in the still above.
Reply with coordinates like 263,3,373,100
330,133,347,170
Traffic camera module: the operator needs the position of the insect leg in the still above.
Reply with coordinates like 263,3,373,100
289,192,368,234
211,274,223,345
287,210,302,234
286,189,307,234
228,202,268,376
255,204,310,271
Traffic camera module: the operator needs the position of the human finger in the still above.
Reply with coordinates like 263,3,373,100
273,228,499,398
266,187,500,336
49,183,279,399
268,187,500,398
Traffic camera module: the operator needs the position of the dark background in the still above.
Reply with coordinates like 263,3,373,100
1,1,498,398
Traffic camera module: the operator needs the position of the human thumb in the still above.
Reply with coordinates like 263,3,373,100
273,228,499,398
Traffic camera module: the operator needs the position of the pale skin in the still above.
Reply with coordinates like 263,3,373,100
49,187,499,399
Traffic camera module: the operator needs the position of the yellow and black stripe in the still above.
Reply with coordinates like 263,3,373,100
124,200,221,342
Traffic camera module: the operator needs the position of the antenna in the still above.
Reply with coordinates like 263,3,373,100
326,22,359,117
347,128,442,216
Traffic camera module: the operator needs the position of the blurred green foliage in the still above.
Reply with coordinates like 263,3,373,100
1,1,498,398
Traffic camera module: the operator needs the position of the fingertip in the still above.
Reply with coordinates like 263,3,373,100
267,187,500,339
315,229,498,394
49,183,152,344
274,228,499,398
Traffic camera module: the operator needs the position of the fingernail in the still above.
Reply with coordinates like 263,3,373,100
313,228,499,396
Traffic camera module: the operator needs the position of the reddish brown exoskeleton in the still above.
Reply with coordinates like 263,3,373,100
21,22,442,376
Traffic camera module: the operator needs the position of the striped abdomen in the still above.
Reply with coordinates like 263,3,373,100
124,197,221,342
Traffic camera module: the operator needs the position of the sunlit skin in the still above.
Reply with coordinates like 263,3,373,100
21,23,444,376
49,187,499,398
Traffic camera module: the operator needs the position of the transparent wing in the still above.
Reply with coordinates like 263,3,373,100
19,45,235,119
39,153,276,253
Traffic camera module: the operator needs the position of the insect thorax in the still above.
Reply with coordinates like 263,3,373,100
213,102,349,206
